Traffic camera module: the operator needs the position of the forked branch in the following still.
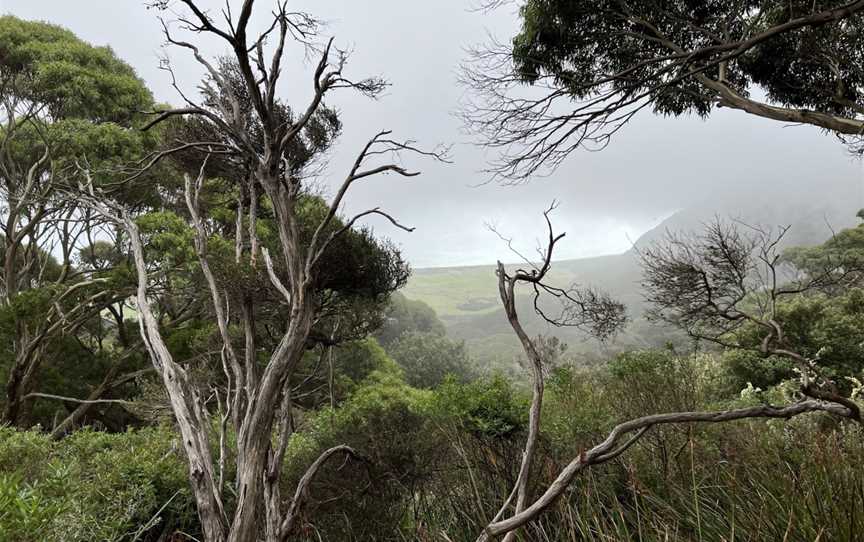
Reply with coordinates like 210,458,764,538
489,204,625,542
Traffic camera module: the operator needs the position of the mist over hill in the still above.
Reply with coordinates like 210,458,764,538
402,181,864,369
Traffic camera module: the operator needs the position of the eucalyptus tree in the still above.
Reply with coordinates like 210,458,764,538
463,0,864,180
0,16,156,427
79,2,445,541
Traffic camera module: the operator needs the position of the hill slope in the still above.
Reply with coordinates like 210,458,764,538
402,187,863,366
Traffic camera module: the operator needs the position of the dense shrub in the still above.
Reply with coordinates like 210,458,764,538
0,425,195,542
280,366,440,541
2,348,861,541
386,331,476,389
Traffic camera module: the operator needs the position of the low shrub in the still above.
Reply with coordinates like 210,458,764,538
0,425,195,541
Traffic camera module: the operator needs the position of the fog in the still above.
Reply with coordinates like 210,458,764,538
5,0,863,266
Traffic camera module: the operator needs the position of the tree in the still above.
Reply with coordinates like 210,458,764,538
640,218,864,393
474,214,861,541
387,331,475,388
373,293,471,389
78,2,446,541
723,288,864,391
375,292,446,346
479,205,626,541
0,16,156,427
639,218,861,399
462,0,864,180
784,210,864,291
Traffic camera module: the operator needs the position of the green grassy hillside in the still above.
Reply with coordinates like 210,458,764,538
402,252,665,368
402,195,862,367
402,253,641,324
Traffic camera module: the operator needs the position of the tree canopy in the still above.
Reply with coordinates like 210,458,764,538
464,0,864,180
0,15,152,122
0,16,156,428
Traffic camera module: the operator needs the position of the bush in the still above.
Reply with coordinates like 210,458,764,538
722,349,796,392
432,374,528,438
0,473,64,542
0,425,195,541
280,367,441,540
3,345,860,542
512,350,864,542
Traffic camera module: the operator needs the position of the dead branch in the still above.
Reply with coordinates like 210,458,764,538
24,392,133,406
489,204,625,541
477,398,855,541
478,212,862,541
279,445,363,540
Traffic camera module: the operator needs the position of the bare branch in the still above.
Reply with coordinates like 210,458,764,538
307,130,449,266
24,392,133,406
279,445,363,539
489,205,625,542
478,399,856,541
461,1,864,181
261,247,292,306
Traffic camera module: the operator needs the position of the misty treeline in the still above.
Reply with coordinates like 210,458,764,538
1,1,864,541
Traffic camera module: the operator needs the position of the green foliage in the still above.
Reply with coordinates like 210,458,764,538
543,365,610,451
722,349,795,392
0,426,195,542
540,415,864,542
738,2,864,116
333,338,396,384
295,196,410,303
3,345,862,541
151,188,410,353
168,55,341,181
281,369,436,540
606,350,705,415
0,285,60,333
512,1,864,118
375,292,446,345
433,374,528,438
0,16,151,121
0,16,163,430
784,215,864,281
732,289,864,390
386,331,475,389
136,211,197,266
280,372,529,540
542,351,727,468
0,16,158,191
0,278,145,428
0,473,65,542
291,338,401,410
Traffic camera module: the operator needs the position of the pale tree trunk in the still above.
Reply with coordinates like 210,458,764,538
90,3,444,539
496,261,544,542
124,214,228,541
228,318,313,542
4,327,48,427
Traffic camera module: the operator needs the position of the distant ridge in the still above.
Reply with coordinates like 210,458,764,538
402,184,863,365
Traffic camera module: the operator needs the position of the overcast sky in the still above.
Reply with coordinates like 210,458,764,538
4,0,863,267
